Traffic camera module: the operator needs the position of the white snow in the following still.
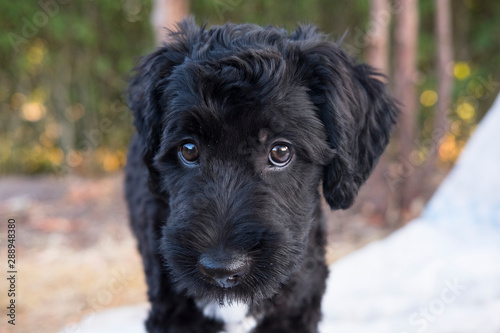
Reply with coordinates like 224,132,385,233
59,304,149,333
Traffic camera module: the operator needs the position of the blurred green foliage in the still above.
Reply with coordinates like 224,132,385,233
0,0,154,174
0,0,498,174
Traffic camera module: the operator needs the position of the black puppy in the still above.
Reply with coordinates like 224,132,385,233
126,18,397,333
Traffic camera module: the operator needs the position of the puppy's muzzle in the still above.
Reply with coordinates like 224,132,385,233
198,252,249,288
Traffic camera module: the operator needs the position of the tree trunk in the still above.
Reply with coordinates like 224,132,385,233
394,0,419,214
366,0,391,76
151,0,190,44
363,0,392,225
422,0,453,178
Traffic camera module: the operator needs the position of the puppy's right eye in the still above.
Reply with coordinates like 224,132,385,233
269,144,292,167
178,142,199,165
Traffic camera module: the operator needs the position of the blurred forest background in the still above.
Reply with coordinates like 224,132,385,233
2,0,500,226
1,0,499,219
1,1,500,333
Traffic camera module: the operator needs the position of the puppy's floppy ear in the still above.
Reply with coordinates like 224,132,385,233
128,48,170,160
298,41,398,210
128,17,201,162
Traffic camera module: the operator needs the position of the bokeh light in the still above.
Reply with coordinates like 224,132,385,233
439,134,458,162
420,90,438,107
456,101,475,121
65,103,86,122
27,42,45,66
21,102,47,122
454,62,471,80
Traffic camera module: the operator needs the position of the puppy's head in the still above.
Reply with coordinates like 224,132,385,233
128,19,397,303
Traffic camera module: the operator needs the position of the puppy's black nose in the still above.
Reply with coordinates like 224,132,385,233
198,253,249,288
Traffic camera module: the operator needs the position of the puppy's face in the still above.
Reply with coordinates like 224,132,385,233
128,21,398,304
153,56,333,302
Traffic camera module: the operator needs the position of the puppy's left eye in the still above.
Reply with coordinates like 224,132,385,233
269,144,292,167
179,142,200,165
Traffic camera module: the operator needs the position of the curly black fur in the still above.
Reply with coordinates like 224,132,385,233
126,18,398,333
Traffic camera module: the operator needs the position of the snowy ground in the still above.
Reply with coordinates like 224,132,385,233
67,94,500,333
